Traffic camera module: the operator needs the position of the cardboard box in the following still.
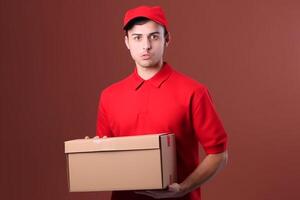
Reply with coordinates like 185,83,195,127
64,133,177,192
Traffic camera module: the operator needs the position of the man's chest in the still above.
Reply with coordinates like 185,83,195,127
107,86,189,136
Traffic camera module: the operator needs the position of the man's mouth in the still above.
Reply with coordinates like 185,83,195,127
141,54,151,60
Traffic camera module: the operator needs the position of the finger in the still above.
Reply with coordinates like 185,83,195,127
168,183,181,192
93,136,100,139
135,190,178,199
84,136,90,139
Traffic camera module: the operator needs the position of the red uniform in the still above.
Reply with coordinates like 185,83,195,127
96,62,228,200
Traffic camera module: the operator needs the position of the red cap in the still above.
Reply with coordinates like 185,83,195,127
123,6,168,31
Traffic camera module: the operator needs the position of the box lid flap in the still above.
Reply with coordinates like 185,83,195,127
65,133,171,153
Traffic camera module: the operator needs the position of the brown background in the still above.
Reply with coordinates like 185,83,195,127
1,0,299,200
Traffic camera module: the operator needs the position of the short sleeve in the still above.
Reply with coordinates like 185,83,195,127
191,87,228,154
96,91,113,137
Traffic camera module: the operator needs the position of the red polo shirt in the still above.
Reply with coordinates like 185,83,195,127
96,62,228,200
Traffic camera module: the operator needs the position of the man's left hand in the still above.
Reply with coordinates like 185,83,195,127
134,183,188,199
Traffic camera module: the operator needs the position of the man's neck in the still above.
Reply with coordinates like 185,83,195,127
136,61,164,80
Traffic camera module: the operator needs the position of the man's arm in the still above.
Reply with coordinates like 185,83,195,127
135,150,228,199
180,150,228,194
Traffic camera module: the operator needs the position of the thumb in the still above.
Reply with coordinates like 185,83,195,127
168,183,181,192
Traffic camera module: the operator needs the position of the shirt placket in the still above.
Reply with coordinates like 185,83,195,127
136,82,151,133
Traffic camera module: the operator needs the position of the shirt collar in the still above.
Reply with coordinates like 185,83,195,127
130,62,173,90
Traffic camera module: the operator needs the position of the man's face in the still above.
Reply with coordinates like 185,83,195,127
125,20,168,69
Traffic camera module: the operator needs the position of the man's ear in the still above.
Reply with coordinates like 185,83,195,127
124,35,130,50
165,32,171,47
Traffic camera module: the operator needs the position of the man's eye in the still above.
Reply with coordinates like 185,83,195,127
133,36,141,40
150,35,159,40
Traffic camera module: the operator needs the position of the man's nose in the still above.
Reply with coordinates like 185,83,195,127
142,38,151,50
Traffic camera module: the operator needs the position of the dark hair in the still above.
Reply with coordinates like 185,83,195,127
124,17,168,37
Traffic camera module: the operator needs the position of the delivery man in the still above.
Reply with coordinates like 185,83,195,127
96,5,228,200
